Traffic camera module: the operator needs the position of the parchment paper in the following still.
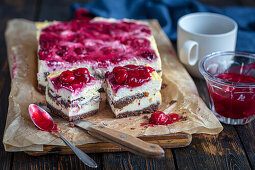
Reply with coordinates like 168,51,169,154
3,19,223,152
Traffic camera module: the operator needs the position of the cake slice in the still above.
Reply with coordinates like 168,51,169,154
104,65,162,118
46,68,102,121
36,18,161,93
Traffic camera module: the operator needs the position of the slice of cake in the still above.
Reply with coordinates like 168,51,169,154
46,68,102,121
104,65,162,118
36,18,161,93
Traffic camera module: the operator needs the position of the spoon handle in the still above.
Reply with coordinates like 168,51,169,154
56,132,97,168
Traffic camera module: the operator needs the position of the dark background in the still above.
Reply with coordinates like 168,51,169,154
1,0,255,169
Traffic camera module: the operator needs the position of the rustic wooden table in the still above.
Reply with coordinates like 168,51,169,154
1,0,255,169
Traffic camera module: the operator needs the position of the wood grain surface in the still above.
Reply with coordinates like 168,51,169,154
1,0,255,170
25,133,191,156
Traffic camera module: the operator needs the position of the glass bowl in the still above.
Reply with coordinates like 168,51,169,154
199,51,255,125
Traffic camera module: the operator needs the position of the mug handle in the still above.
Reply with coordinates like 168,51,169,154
179,40,199,66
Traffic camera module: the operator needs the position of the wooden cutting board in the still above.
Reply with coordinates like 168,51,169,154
24,19,193,156
5,19,204,155
26,133,192,156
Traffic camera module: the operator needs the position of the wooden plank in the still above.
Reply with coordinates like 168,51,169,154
0,60,10,142
0,1,14,166
0,150,12,170
57,153,102,170
177,78,252,169
12,152,101,170
25,133,191,156
235,122,255,169
198,0,241,7
173,125,251,169
193,77,210,107
1,0,59,169
238,0,255,6
103,149,176,170
0,62,12,170
0,0,38,46
38,0,86,21
12,152,59,170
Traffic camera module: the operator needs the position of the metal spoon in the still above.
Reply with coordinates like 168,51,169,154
28,104,98,168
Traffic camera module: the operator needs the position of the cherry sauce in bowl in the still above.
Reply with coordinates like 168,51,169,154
199,51,255,125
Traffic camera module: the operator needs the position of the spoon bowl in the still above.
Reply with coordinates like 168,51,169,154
28,104,98,168
29,104,55,131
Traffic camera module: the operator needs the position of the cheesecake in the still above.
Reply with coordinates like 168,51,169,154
104,65,162,118
46,68,102,121
36,18,161,93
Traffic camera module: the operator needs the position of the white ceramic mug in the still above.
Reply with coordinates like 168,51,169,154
177,12,238,78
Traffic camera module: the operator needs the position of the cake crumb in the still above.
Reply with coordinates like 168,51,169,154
180,116,187,121
169,100,177,105
69,122,75,128
101,121,108,126
130,128,135,130
143,115,149,119
144,92,149,96
161,83,167,89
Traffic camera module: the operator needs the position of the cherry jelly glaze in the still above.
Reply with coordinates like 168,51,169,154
38,20,157,70
141,111,182,126
50,68,94,92
105,65,154,93
208,72,255,119
29,104,57,132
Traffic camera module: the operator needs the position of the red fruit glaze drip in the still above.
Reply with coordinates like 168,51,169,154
74,8,95,21
141,111,182,126
112,66,128,84
208,72,255,119
50,68,93,92
38,20,156,71
59,70,75,84
106,65,155,93
29,105,57,132
149,111,168,125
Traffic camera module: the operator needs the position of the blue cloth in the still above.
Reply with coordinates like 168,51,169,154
71,0,255,53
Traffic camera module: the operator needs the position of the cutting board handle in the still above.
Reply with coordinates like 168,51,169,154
87,125,165,159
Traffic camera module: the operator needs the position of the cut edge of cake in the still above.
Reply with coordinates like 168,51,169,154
45,68,102,121
104,65,162,118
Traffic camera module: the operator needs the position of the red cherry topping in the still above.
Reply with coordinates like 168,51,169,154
149,111,169,125
59,70,75,84
121,38,150,49
56,46,69,57
147,112,182,126
140,51,155,61
141,28,151,34
167,113,180,124
73,68,89,76
74,47,87,55
108,65,155,92
51,68,94,92
113,66,128,84
73,68,91,83
38,20,158,70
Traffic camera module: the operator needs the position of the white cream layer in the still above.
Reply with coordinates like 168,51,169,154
105,71,162,102
46,86,100,117
109,92,161,116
